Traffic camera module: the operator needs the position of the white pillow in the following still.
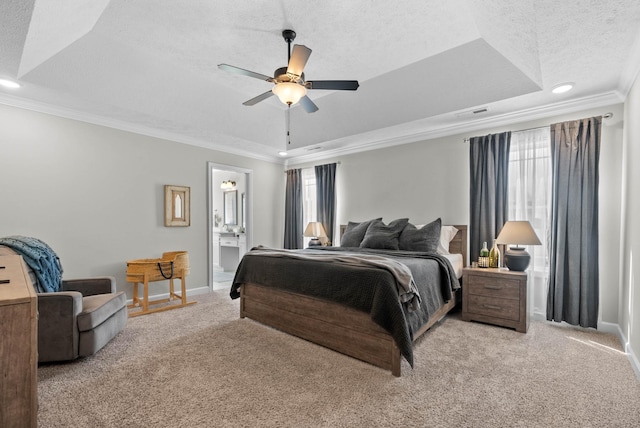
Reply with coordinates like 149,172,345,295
413,224,458,255
437,225,458,255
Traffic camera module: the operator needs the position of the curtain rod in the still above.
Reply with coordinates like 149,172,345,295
463,112,613,143
284,161,341,173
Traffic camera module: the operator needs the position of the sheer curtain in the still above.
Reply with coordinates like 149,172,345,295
508,128,551,317
301,168,316,248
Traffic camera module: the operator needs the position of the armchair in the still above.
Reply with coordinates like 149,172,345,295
0,245,127,362
37,276,127,362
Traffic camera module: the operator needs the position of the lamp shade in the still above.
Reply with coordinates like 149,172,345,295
304,222,327,247
272,82,307,105
496,221,541,271
496,221,541,245
304,222,327,238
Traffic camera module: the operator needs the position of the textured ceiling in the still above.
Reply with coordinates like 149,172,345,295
1,0,639,162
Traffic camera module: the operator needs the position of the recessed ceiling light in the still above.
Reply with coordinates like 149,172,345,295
278,151,288,156
552,83,574,94
0,78,21,89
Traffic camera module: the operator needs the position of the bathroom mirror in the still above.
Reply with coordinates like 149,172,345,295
223,190,237,226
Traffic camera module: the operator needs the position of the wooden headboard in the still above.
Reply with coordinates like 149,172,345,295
338,224,468,267
448,225,468,267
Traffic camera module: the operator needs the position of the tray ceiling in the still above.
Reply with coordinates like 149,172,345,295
1,0,639,162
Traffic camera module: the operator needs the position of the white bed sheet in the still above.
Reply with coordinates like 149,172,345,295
442,253,463,279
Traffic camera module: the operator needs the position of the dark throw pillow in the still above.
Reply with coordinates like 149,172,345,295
340,218,382,247
360,218,409,250
399,218,442,252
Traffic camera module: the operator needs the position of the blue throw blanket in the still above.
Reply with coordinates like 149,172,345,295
0,236,63,293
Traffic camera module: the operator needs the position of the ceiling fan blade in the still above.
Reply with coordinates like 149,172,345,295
306,80,359,90
218,64,273,82
287,45,312,78
243,90,274,106
299,95,319,113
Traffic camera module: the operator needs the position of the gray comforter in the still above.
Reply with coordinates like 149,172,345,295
230,246,460,367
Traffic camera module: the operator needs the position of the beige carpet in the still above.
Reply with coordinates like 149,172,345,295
38,290,640,427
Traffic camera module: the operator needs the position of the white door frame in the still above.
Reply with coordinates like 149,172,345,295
207,162,253,291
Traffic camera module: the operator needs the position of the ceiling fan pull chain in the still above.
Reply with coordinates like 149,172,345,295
286,106,291,145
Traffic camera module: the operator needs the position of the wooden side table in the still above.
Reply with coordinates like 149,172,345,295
462,267,528,333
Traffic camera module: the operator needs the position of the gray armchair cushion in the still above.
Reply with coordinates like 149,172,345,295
78,306,128,358
77,291,126,332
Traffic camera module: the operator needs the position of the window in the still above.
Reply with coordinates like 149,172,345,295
301,168,316,247
508,127,551,316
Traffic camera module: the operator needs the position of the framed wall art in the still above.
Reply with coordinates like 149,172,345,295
164,185,190,227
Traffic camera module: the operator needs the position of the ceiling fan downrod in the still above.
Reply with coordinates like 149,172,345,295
282,29,296,63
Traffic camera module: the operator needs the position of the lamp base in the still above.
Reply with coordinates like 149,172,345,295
504,247,531,271
308,238,322,247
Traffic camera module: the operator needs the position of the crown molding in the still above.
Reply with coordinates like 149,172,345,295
0,93,284,165
286,91,624,165
0,90,624,168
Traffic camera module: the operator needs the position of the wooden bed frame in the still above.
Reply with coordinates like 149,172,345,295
239,225,467,376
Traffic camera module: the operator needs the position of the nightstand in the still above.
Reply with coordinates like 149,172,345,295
462,267,528,333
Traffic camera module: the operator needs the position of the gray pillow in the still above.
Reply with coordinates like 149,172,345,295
399,218,442,252
360,218,409,250
340,218,381,247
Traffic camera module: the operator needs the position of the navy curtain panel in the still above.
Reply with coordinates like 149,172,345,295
315,163,337,245
284,168,303,249
547,117,601,328
469,132,511,261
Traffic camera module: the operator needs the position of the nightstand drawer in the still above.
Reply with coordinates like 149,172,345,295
466,274,520,300
467,295,520,321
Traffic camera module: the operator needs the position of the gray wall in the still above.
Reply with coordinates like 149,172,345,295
0,103,284,296
290,103,625,329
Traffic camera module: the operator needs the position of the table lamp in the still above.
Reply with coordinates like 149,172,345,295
496,221,541,271
304,222,327,247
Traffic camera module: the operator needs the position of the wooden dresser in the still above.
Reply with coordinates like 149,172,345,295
0,255,38,428
462,267,528,333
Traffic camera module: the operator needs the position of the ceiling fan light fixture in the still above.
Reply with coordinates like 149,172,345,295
273,82,306,106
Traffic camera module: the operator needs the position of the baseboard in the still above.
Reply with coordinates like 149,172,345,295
628,343,640,381
599,321,640,382
125,286,210,306
597,320,620,335
531,310,546,321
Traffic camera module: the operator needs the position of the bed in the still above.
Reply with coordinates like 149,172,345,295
230,222,467,376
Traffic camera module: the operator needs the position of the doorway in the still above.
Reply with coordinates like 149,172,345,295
207,162,253,291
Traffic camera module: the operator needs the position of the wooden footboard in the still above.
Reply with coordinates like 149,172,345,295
240,282,458,376
238,225,466,376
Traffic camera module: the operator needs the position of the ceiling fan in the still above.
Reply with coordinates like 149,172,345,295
218,29,359,113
